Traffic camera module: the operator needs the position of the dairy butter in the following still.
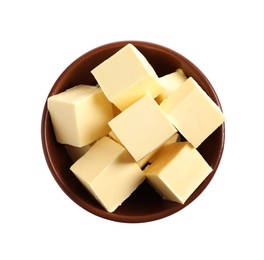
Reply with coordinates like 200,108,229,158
160,77,225,148
47,85,113,147
70,136,145,213
91,44,164,111
144,141,212,204
108,93,177,162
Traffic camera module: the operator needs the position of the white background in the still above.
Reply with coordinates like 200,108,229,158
1,0,263,259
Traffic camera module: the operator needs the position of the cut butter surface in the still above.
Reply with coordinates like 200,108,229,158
70,136,145,213
144,142,212,204
47,85,113,147
91,43,164,111
160,77,225,148
108,93,177,162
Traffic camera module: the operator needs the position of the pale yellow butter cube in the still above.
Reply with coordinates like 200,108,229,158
160,77,225,148
91,43,164,111
70,136,145,213
108,94,177,162
47,85,113,147
144,142,212,204
156,69,187,104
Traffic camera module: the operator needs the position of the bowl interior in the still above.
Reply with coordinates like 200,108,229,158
41,41,225,223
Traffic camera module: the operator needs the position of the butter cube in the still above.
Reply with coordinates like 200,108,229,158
144,142,212,204
91,43,164,111
47,85,113,147
108,94,177,162
160,77,225,148
156,69,187,104
70,136,145,213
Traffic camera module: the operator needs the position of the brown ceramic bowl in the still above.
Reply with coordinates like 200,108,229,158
41,41,225,223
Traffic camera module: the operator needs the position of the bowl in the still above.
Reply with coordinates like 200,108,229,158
41,40,225,223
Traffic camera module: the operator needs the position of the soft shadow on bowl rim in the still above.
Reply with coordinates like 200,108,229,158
41,40,225,223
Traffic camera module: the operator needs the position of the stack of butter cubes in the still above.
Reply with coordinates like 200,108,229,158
47,44,225,212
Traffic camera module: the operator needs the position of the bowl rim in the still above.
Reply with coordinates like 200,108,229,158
41,40,225,223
